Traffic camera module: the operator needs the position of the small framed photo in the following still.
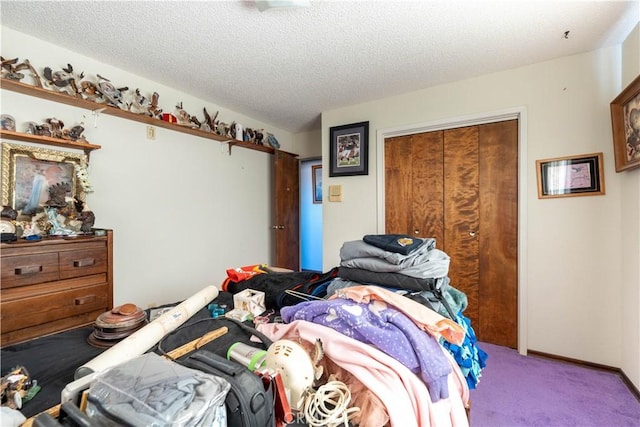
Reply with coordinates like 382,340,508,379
312,164,322,203
536,152,605,199
610,74,640,172
329,121,369,177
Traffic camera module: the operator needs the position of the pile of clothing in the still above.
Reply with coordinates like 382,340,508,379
332,234,487,390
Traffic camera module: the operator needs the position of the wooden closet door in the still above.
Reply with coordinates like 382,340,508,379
385,135,413,234
443,127,480,331
478,120,518,347
412,131,445,245
384,120,518,348
385,132,444,243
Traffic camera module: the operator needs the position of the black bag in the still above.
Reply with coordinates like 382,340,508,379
182,350,275,427
156,315,275,427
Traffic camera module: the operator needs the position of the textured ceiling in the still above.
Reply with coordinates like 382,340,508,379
1,1,639,133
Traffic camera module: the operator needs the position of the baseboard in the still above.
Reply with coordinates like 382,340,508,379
527,349,640,402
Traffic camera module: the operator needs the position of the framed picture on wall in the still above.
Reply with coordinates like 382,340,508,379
312,164,322,203
1,142,86,215
610,74,640,172
329,121,369,177
536,152,605,199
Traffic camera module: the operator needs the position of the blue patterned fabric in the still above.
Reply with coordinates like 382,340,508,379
440,311,488,389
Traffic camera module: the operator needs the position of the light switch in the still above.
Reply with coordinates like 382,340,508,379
328,185,342,202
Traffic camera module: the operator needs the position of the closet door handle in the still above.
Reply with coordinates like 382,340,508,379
414,229,420,235
469,230,477,237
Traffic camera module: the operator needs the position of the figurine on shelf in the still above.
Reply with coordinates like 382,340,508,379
266,133,280,149
45,207,76,236
24,121,53,137
78,205,95,233
1,56,42,87
79,80,104,103
128,88,153,115
203,108,219,133
45,182,72,208
96,74,129,109
43,64,82,96
215,121,229,137
254,129,265,146
62,125,86,142
228,121,238,140
147,92,163,118
1,206,18,221
0,114,16,131
244,127,255,143
175,102,196,127
46,117,64,138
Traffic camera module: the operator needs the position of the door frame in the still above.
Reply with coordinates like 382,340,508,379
375,106,529,355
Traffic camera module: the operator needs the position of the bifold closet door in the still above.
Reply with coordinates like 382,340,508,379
384,120,518,348
443,126,481,334
477,120,518,348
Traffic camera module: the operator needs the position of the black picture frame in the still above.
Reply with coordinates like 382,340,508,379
329,121,369,177
536,152,605,199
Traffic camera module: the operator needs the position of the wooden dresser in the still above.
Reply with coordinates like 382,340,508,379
1,230,113,347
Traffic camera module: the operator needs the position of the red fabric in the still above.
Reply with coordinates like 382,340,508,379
226,264,266,282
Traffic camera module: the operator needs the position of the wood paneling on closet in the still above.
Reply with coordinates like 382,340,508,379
384,120,518,348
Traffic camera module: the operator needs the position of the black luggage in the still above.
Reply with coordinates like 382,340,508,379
155,311,276,427
182,349,275,427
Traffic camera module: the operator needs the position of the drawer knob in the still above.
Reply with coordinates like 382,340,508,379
73,258,96,268
15,265,43,275
75,295,96,305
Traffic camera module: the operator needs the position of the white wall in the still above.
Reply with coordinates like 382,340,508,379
620,23,640,390
0,27,301,308
321,46,630,369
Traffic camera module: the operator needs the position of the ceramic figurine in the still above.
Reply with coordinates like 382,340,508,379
244,127,255,142
96,74,129,109
128,88,150,115
1,56,42,87
254,129,264,145
46,117,64,138
203,108,219,133
78,206,95,233
216,121,229,137
229,121,237,139
1,206,18,220
175,102,195,127
33,122,52,137
266,133,280,149
147,92,162,118
45,207,76,236
79,80,104,103
43,64,82,96
0,114,16,131
62,125,86,142
45,182,72,208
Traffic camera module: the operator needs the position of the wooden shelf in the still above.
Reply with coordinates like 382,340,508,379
0,129,101,155
1,78,284,156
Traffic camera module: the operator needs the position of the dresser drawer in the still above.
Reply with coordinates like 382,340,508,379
0,253,59,289
0,283,109,333
59,248,107,280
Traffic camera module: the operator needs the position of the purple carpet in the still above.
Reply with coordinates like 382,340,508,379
469,342,640,427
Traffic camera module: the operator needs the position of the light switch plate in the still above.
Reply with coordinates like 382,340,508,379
328,185,342,202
